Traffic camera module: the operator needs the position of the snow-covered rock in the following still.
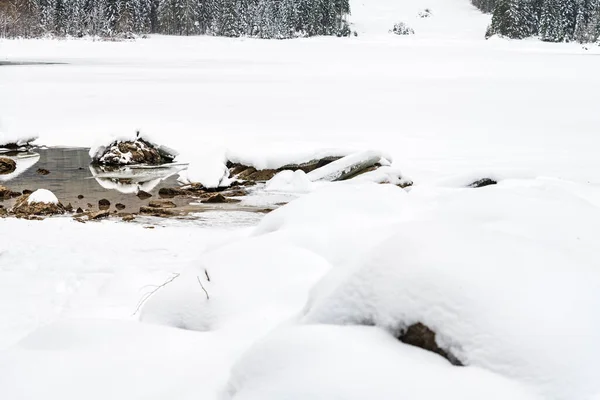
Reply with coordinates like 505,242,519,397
265,170,314,193
90,132,178,166
306,151,390,182
0,152,40,183
139,238,330,335
224,325,541,400
12,189,64,216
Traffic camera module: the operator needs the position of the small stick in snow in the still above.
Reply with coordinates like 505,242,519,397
197,276,210,300
204,269,211,282
132,273,181,316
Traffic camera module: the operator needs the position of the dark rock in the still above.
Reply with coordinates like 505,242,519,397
229,164,249,177
158,187,191,198
77,194,84,199
98,199,111,210
64,203,74,212
237,167,257,180
139,206,175,216
115,203,126,210
36,168,50,175
149,200,176,209
279,156,342,173
76,207,84,214
12,194,65,216
201,194,241,204
0,157,16,175
398,323,463,366
0,207,7,217
88,210,110,220
87,203,94,208
245,169,278,182
0,185,21,200
137,190,152,200
22,189,33,195
468,178,497,188
73,217,86,223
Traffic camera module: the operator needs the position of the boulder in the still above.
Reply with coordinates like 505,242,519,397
0,157,16,175
98,199,111,210
137,190,152,200
398,323,463,366
0,185,21,200
139,206,175,217
91,136,177,166
468,178,498,188
88,210,110,220
115,203,126,210
201,193,241,204
12,190,65,216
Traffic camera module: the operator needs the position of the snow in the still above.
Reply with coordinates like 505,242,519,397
265,170,314,193
1,0,600,399
225,325,541,400
305,150,389,181
27,188,59,204
0,152,40,182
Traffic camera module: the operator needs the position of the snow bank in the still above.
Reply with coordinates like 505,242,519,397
177,147,231,188
225,324,541,400
265,170,314,193
347,165,412,186
140,237,331,335
27,189,59,205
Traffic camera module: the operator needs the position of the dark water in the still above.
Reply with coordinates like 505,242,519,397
0,147,187,213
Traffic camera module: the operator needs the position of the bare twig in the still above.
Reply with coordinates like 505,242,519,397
204,269,211,282
132,273,180,316
197,276,210,300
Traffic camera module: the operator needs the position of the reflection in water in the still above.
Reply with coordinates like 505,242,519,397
0,152,40,182
89,163,188,194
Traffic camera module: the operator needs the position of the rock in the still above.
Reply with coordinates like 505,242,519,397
73,217,86,223
88,210,110,220
122,214,135,222
279,156,342,173
229,164,250,177
22,189,33,195
139,206,175,217
98,199,111,210
149,200,176,209
0,207,7,217
468,178,497,188
12,193,65,216
36,168,50,175
0,185,21,200
115,203,126,210
201,193,241,204
87,203,94,208
76,207,84,214
236,167,257,180
398,323,463,366
77,194,84,199
307,151,384,182
137,190,152,200
245,169,278,182
64,203,74,212
92,136,177,166
0,157,16,175
158,187,191,198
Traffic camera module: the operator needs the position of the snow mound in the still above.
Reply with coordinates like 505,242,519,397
27,189,59,205
306,150,390,182
347,165,412,186
177,148,231,189
302,220,600,400
265,170,314,193
140,238,330,335
225,324,541,400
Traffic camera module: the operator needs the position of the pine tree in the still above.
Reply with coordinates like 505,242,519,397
487,0,537,39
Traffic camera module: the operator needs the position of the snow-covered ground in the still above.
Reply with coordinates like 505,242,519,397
2,0,600,398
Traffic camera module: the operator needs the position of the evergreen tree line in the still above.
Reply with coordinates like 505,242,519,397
0,0,350,38
473,0,600,42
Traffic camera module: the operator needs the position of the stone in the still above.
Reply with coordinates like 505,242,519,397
0,185,21,200
139,206,175,217
201,194,241,204
115,203,126,210
93,137,177,166
158,187,191,198
36,168,50,175
279,156,342,173
236,167,257,180
76,207,84,214
22,189,33,195
137,190,152,200
122,214,135,222
98,199,111,210
0,157,16,175
149,200,176,208
12,193,65,216
88,210,110,220
398,323,463,366
77,194,84,199
245,169,278,182
64,203,74,212
468,178,497,188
